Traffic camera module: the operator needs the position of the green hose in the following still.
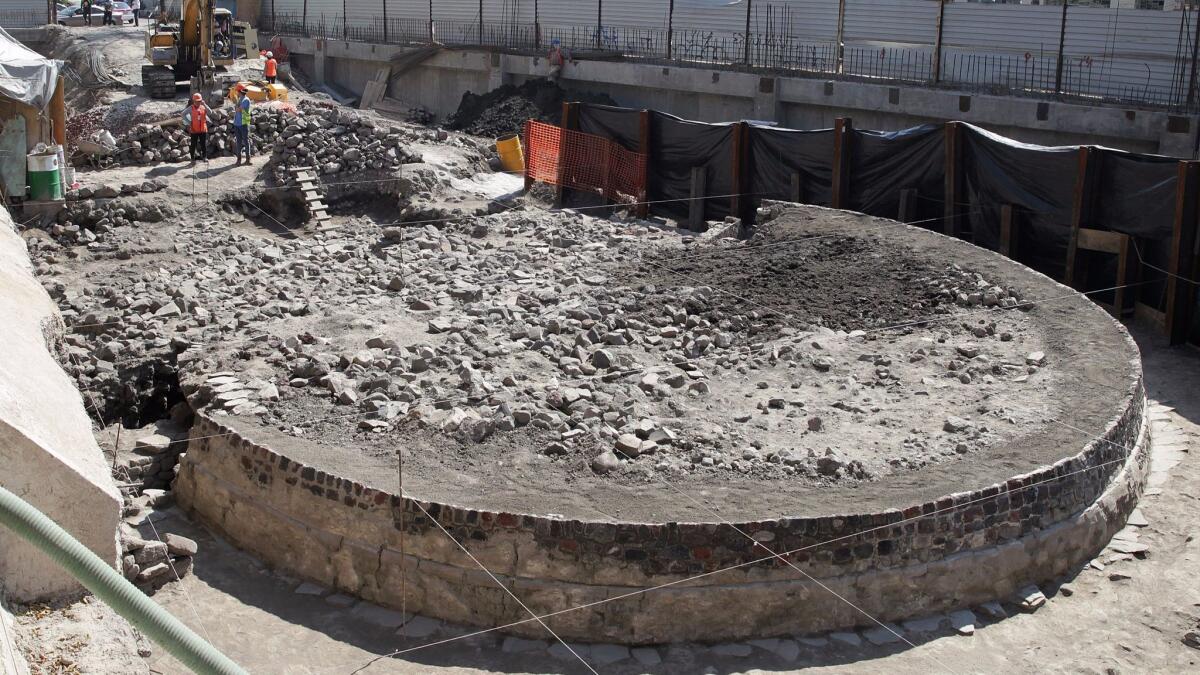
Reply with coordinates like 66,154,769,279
0,485,247,675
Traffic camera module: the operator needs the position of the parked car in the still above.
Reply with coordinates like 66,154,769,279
57,3,135,26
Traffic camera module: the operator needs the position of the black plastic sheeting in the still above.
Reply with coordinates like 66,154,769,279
573,103,1188,328
849,125,945,224
747,126,835,208
577,104,734,220
1094,150,1178,309
961,126,1079,280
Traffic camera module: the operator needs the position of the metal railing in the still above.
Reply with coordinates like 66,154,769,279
260,5,1200,113
0,10,48,28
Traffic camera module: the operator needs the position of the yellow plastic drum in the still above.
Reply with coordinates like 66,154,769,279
496,134,525,173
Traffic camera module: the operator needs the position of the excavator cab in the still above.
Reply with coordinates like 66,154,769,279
142,1,236,100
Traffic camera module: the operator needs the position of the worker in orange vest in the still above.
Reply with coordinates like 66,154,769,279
264,51,278,84
183,93,211,163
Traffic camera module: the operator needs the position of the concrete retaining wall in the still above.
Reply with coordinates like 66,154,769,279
176,375,1148,643
0,211,122,602
283,37,1198,156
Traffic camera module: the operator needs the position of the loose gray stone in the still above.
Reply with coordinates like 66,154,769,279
590,643,631,664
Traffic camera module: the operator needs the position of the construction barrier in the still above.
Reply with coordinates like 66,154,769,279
550,102,1200,348
524,120,646,205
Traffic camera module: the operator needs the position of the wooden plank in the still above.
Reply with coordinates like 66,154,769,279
832,117,852,210
689,166,707,232
1168,160,1200,345
1076,227,1125,255
999,204,1017,258
943,121,961,237
790,172,805,203
555,102,578,208
1065,146,1098,288
730,121,748,221
637,109,651,219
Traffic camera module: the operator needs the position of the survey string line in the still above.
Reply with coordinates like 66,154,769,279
353,407,1147,669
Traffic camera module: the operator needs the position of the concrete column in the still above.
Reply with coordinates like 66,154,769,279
487,52,507,91
314,40,327,84
752,76,780,123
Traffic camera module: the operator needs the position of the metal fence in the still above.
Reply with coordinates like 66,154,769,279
0,10,47,28
260,0,1200,112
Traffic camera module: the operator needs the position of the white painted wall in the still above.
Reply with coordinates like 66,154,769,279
0,209,122,602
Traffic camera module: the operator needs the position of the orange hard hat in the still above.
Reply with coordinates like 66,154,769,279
236,83,246,91
191,93,202,102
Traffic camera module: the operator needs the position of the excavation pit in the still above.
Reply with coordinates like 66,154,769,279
173,203,1147,644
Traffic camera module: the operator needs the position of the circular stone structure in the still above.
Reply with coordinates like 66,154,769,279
174,204,1148,644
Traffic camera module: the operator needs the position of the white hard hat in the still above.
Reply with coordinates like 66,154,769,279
266,51,273,58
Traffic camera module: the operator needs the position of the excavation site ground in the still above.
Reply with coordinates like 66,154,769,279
6,23,1199,675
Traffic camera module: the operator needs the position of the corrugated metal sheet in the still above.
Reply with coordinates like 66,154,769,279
1064,6,1186,58
942,3,1064,54
433,0,479,24
482,0,534,25
601,0,669,29
748,0,838,43
672,0,747,36
843,0,936,47
304,0,344,25
391,0,432,22
539,0,599,27
346,0,384,31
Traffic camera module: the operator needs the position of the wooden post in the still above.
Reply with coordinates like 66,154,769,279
1065,146,1098,288
478,0,484,44
943,121,961,237
898,189,917,223
790,172,805,203
382,0,388,42
535,0,541,49
730,121,748,221
596,0,603,49
932,0,946,84
1168,160,1200,345
51,76,66,148
999,204,1016,258
637,110,651,218
831,117,853,210
555,102,578,208
666,0,675,60
302,0,308,35
689,167,707,232
1054,1,1067,94
343,0,348,39
428,0,434,42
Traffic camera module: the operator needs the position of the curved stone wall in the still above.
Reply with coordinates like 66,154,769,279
176,369,1148,643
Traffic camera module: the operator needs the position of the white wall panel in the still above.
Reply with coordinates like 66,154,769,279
749,0,838,43
942,3,1063,54
304,0,345,24
539,0,599,27
482,0,535,25
843,0,936,47
673,0,747,36
601,0,670,29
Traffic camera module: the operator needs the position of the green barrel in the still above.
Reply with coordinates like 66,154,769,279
28,152,63,201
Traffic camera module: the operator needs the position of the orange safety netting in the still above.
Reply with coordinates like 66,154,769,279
524,120,647,204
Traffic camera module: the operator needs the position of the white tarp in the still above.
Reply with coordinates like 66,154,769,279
0,25,60,111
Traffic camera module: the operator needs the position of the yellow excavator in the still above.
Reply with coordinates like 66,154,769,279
142,0,235,99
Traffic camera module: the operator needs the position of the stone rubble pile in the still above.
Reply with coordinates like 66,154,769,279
268,101,424,185
120,525,197,593
93,108,292,167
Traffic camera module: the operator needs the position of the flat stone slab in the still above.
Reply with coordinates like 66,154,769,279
829,632,862,647
862,624,906,645
590,643,631,665
397,615,439,638
293,582,327,596
350,603,409,628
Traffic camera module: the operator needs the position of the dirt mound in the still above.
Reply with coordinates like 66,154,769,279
445,79,615,138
